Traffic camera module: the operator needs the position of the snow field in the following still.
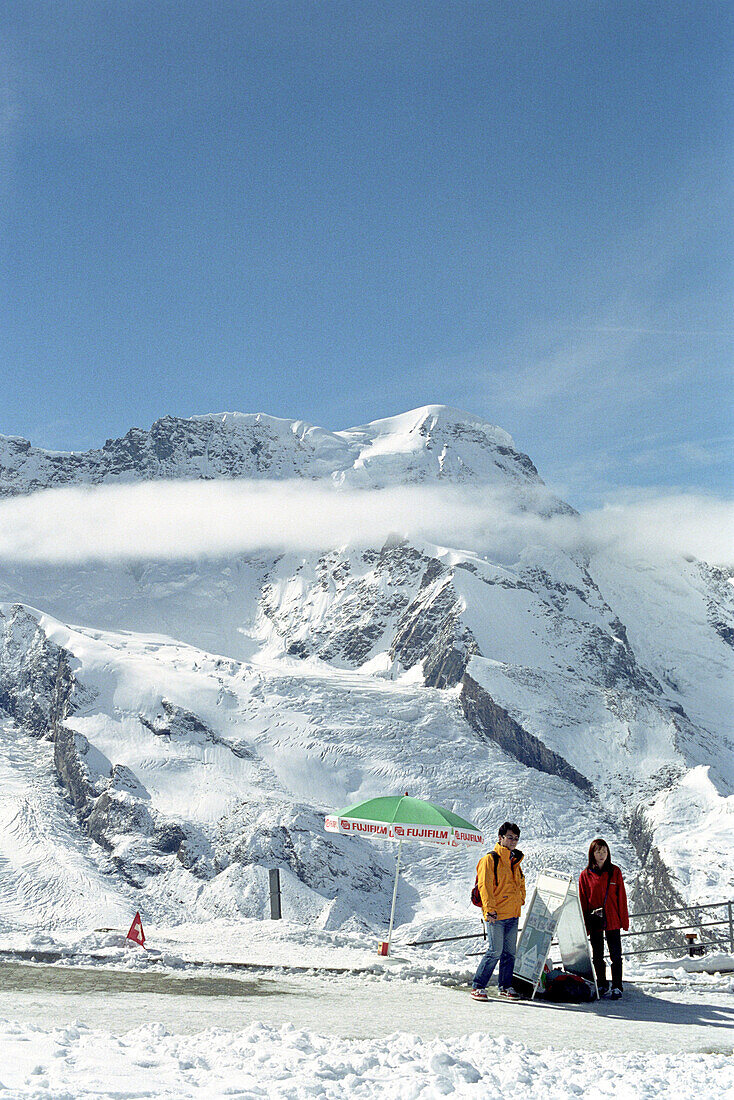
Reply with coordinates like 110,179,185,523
0,1018,732,1099
0,614,620,938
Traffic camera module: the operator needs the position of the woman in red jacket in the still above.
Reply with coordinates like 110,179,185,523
579,838,629,999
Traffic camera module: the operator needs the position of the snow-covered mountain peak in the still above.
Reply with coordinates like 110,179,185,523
340,405,515,449
331,405,524,485
0,402,732,941
0,405,549,498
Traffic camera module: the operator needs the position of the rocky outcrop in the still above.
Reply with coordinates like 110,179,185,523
260,543,427,667
54,721,191,886
53,726,103,821
0,416,315,495
627,806,690,951
460,672,594,793
391,561,480,688
518,564,662,695
581,618,662,694
0,607,184,882
261,548,482,687
140,698,256,760
216,800,395,904
700,563,734,649
0,605,77,738
87,791,185,856
0,609,232,887
422,623,478,689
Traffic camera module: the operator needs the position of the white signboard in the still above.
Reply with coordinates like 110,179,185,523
514,870,597,998
556,886,596,983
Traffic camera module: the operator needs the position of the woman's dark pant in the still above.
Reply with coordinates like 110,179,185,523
589,927,623,990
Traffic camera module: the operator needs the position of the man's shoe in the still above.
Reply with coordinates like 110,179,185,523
499,987,520,999
610,987,622,999
597,984,609,997
471,988,489,1002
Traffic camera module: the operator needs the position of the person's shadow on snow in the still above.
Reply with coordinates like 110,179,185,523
528,986,734,1031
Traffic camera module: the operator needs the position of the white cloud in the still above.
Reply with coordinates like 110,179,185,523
564,326,734,339
0,480,731,569
481,325,695,416
577,495,734,567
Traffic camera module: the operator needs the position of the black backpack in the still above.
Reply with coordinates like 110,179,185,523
544,973,595,1002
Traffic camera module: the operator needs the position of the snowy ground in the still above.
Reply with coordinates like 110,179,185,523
2,1016,733,1100
0,928,732,1098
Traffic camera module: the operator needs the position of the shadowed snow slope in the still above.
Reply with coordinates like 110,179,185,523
0,406,731,939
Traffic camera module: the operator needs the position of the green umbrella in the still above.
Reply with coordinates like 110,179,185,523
325,793,483,952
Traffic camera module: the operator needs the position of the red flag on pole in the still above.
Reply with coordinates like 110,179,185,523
126,911,146,947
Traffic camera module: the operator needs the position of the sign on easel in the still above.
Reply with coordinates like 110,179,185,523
513,870,597,999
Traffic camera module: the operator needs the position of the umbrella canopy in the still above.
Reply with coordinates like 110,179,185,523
325,794,483,847
325,794,484,953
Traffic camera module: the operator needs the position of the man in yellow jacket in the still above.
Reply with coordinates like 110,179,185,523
471,821,526,1001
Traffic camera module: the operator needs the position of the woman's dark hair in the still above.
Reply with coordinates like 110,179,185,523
499,821,520,838
588,838,612,871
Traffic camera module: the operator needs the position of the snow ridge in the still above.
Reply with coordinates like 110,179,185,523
0,405,557,501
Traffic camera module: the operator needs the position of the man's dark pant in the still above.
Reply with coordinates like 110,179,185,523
589,927,623,990
473,916,518,991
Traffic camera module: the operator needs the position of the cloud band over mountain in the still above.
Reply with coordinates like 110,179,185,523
0,481,731,567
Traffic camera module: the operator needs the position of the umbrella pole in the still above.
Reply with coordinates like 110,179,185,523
386,839,402,953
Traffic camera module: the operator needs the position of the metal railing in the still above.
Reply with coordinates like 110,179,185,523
407,899,733,960
407,928,486,948
620,898,733,959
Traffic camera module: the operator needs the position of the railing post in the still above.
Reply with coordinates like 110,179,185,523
728,901,733,955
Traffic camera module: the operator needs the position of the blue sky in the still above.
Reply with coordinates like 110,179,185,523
1,1,731,506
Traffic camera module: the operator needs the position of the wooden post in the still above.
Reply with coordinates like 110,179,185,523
269,868,282,920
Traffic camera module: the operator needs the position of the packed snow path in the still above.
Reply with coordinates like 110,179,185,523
1,962,732,1054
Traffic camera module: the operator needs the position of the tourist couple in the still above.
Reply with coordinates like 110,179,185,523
470,822,629,1002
